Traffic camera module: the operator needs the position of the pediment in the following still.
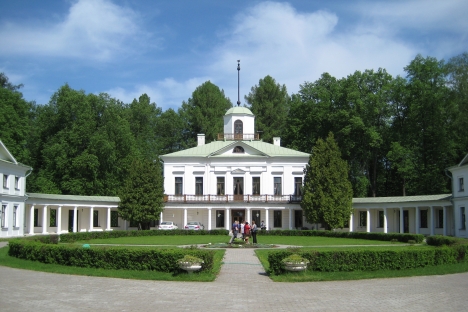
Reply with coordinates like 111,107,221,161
210,142,266,157
232,168,246,174
0,140,17,164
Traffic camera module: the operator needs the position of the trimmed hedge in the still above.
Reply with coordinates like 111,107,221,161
57,229,423,243
267,246,468,275
256,229,424,243
58,229,229,243
8,239,215,273
426,235,462,246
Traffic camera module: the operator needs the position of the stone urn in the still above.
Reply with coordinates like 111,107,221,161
177,255,204,273
282,254,309,272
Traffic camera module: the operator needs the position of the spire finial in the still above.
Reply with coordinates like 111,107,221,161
237,60,241,107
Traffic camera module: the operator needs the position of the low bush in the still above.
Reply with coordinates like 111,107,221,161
256,229,423,243
267,246,468,275
8,239,216,273
426,235,461,246
58,229,229,243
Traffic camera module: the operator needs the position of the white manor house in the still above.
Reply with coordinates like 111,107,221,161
1,107,468,239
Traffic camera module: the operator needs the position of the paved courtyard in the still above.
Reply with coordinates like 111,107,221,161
1,242,467,311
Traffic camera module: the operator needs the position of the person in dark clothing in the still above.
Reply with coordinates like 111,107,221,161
251,220,258,244
229,220,239,245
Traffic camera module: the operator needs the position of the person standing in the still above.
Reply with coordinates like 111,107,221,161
229,221,239,245
260,220,266,230
244,222,251,244
251,220,258,244
240,220,245,240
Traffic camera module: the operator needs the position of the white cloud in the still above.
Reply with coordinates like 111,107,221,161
0,0,150,61
105,76,211,110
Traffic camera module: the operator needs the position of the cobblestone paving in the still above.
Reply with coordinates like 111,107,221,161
1,242,468,311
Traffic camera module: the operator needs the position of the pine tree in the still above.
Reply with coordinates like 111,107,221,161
301,133,353,230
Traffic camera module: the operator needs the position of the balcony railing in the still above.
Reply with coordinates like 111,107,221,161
164,194,302,203
217,133,260,141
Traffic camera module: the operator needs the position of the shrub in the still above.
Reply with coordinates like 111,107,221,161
426,235,460,246
8,239,215,273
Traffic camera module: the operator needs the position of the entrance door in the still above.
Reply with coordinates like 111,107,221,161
397,210,410,233
232,209,245,223
68,210,78,232
233,177,244,201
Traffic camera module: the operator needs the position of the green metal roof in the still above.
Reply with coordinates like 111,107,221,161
160,140,310,158
225,107,254,116
27,193,120,203
352,194,452,204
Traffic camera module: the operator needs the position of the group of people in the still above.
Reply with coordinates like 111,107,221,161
229,220,266,245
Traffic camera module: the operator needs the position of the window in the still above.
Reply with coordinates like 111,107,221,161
15,176,20,189
437,209,444,228
1,204,6,228
359,211,367,227
13,206,18,227
234,120,243,139
50,209,57,227
111,211,119,227
294,210,303,228
420,210,428,228
294,177,302,195
195,177,203,195
252,177,260,195
274,177,282,196
216,210,225,228
460,177,465,191
93,210,99,227
252,210,261,227
217,177,225,195
34,208,39,227
378,211,384,228
233,146,245,153
3,175,8,188
461,207,466,230
273,210,282,228
175,177,183,195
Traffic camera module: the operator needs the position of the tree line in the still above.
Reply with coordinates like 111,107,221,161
1,53,468,199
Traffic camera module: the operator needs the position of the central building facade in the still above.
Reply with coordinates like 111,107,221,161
160,106,311,230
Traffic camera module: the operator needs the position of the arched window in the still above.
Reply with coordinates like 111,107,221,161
234,120,243,139
233,146,245,153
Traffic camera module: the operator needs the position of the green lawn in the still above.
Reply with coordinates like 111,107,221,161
73,235,403,246
0,246,225,282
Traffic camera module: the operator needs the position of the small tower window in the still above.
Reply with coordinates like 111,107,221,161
233,146,245,153
234,120,243,140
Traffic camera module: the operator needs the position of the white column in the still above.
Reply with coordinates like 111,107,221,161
399,207,404,233
42,206,48,234
29,205,35,235
247,208,251,224
443,206,447,236
430,206,435,236
73,207,77,233
160,212,163,223
415,206,420,234
57,206,62,234
366,208,371,233
289,208,293,230
183,209,187,227
349,212,354,232
225,208,230,230
207,208,212,230
383,208,388,234
265,208,270,230
89,207,94,232
106,207,111,231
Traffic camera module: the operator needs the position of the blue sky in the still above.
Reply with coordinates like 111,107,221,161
1,0,467,110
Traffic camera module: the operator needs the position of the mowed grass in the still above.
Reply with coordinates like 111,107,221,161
255,248,468,282
0,246,225,282
73,235,403,246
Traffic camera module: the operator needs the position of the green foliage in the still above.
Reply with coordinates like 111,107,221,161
7,239,215,273
301,133,353,229
244,75,290,143
267,246,466,275
118,158,164,230
426,235,465,246
179,81,232,145
58,229,230,243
